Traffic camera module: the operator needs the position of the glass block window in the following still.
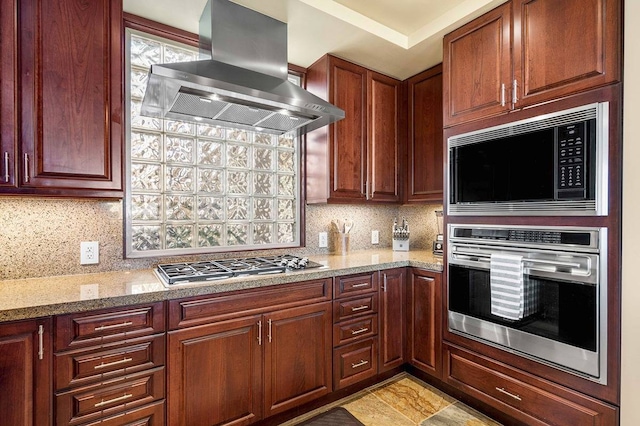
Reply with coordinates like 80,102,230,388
125,31,300,257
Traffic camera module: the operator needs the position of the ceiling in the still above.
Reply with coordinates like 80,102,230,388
123,0,506,80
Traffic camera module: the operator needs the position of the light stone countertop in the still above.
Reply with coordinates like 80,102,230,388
0,249,443,322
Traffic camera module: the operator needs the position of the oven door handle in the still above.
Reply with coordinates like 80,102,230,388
451,250,582,269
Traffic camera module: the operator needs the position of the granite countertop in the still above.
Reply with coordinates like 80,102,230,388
0,249,443,322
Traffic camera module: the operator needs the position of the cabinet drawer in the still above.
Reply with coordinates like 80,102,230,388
55,334,165,390
333,315,378,347
81,400,165,426
443,344,618,426
333,338,378,390
169,278,331,329
334,273,377,298
56,302,165,350
56,367,164,426
333,293,378,322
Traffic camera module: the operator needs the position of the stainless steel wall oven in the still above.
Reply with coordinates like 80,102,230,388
447,224,607,384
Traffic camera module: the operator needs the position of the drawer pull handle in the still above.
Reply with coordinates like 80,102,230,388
495,387,522,401
351,283,369,288
94,393,133,407
351,327,369,335
94,357,133,370
95,321,133,332
351,359,369,369
351,305,369,312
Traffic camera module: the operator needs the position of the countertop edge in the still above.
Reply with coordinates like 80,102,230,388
0,254,443,322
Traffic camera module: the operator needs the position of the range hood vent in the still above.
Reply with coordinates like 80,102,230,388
141,0,344,136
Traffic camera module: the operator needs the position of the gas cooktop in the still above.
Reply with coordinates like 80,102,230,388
156,255,323,286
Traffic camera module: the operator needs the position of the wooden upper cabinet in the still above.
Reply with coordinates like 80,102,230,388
306,55,400,204
444,0,621,128
513,0,621,107
4,0,123,197
406,65,443,203
368,72,401,203
0,0,16,189
330,58,368,202
443,2,512,128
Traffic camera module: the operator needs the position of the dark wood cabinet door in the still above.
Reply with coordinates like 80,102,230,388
0,318,52,426
0,0,16,188
16,0,123,196
264,302,332,417
329,57,368,202
379,268,405,372
406,65,443,203
407,269,442,378
368,71,400,202
167,315,263,426
443,2,512,127
513,0,621,108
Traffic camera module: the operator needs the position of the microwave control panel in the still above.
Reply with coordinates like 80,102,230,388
557,122,585,190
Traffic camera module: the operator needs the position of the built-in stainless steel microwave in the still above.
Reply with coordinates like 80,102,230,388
447,102,609,216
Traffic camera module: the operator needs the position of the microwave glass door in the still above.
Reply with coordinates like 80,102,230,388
451,128,555,203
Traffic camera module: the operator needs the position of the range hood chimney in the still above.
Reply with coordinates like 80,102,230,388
141,0,344,136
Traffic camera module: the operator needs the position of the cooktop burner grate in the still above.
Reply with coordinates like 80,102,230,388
156,255,322,285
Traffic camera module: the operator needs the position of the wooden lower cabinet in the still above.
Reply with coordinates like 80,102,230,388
406,268,442,378
168,301,332,425
264,302,333,417
443,343,618,425
0,318,52,426
168,315,263,426
379,268,405,372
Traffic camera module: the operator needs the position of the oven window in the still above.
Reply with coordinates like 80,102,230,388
449,265,597,351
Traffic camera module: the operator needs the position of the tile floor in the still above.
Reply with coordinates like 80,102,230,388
284,374,502,426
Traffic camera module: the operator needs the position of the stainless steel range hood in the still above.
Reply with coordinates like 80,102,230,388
140,0,344,136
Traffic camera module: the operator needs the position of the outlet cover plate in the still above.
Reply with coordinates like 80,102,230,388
319,232,328,248
80,241,99,265
371,230,379,244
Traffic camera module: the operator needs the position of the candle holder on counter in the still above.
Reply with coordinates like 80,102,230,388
392,218,409,252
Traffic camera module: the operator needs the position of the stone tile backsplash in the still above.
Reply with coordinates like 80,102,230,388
0,198,441,280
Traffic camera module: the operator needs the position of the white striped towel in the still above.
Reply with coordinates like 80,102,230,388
490,253,526,320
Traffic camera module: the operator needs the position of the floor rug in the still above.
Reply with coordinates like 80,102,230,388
296,407,365,426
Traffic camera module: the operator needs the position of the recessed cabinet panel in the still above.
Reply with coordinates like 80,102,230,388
0,0,16,188
514,0,621,107
444,3,512,127
8,0,123,196
368,72,400,202
331,60,367,201
406,65,443,203
168,315,263,426
407,269,441,378
0,318,52,426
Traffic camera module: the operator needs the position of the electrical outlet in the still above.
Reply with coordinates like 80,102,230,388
371,230,379,244
80,241,99,265
319,232,328,248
